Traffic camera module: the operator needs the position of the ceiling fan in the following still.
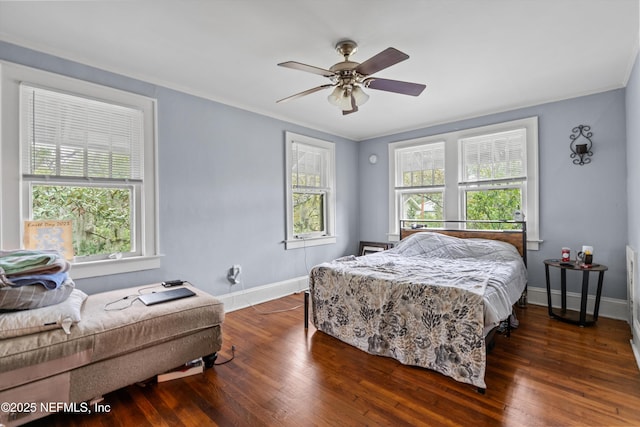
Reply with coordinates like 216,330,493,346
276,40,426,115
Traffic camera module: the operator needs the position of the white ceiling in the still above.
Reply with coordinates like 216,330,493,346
0,1,638,141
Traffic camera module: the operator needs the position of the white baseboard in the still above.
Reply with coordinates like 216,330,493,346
525,286,629,321
217,276,309,312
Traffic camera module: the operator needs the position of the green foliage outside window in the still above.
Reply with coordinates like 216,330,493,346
32,185,132,256
293,192,324,235
402,192,444,227
465,188,521,229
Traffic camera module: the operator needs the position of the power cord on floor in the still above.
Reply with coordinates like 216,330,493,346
236,271,302,315
214,345,236,366
249,303,302,315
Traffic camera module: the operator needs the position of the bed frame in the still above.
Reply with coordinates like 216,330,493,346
399,219,527,264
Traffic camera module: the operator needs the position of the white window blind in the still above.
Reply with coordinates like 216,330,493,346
396,142,445,188
291,141,328,190
285,131,336,249
460,129,526,183
20,84,143,181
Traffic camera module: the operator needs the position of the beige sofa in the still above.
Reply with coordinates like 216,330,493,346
0,283,224,426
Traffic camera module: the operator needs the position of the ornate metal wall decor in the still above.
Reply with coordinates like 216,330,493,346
569,124,594,165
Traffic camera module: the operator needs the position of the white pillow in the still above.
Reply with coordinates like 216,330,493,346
0,289,87,339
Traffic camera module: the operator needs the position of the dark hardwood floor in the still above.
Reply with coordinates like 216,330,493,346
32,294,640,426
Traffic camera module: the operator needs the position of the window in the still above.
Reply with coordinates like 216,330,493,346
395,142,445,227
0,61,159,278
21,84,142,260
389,117,539,248
285,132,336,249
459,128,527,230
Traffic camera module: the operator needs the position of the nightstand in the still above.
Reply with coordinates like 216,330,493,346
544,259,608,327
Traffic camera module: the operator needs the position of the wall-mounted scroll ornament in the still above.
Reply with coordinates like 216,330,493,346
569,124,594,165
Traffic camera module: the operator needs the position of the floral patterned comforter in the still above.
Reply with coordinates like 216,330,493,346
309,232,527,388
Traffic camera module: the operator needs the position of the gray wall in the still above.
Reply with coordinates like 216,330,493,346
0,41,360,297
0,40,631,302
359,89,628,300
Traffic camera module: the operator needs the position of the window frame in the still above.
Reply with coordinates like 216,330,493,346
393,140,447,225
458,127,528,226
24,180,140,262
460,182,525,225
399,189,445,219
285,132,336,249
389,117,540,249
0,61,160,278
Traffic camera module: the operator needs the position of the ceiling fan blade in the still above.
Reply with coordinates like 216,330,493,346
278,61,336,78
365,77,426,96
276,84,334,103
355,47,409,76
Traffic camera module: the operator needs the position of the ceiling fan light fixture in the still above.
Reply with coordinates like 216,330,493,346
352,85,369,106
337,92,353,111
327,86,352,110
327,86,344,106
328,85,368,111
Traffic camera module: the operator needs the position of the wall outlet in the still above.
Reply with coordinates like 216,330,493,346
227,265,241,285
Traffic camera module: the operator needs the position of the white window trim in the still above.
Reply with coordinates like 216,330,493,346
393,140,446,225
284,132,336,250
0,61,160,278
389,117,540,249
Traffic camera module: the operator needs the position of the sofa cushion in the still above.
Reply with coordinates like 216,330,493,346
79,284,225,362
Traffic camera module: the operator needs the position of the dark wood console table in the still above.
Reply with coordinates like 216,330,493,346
544,259,608,327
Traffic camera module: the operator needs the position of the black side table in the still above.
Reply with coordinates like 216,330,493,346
544,259,608,327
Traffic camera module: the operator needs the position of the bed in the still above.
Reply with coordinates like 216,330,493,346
306,220,527,391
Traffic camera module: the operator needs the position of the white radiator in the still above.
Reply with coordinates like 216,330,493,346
627,245,640,370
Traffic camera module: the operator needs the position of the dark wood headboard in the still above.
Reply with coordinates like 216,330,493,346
399,220,527,265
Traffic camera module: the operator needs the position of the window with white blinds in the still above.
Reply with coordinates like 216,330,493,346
460,129,526,184
20,84,144,181
291,141,328,190
285,132,336,249
388,117,539,248
396,142,445,188
1,61,159,278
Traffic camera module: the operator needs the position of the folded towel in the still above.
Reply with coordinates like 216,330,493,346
7,257,70,277
8,271,70,290
0,250,60,275
0,250,70,288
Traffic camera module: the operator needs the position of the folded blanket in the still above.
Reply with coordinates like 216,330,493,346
0,250,60,274
8,271,70,290
0,250,70,288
